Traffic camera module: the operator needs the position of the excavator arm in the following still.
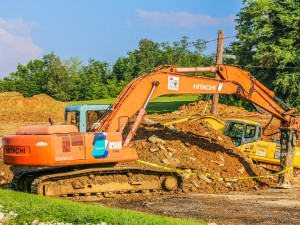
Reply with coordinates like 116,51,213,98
94,64,299,188
96,66,239,133
95,65,298,132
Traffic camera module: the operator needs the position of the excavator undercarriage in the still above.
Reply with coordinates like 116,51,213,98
12,165,183,201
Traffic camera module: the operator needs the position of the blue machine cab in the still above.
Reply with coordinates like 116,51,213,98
65,105,110,132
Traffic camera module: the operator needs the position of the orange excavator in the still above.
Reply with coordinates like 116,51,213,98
2,65,299,199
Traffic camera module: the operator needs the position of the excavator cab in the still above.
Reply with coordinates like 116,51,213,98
224,119,300,170
224,119,261,147
65,105,110,132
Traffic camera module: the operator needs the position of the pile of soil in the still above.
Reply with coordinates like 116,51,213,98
0,92,66,186
150,100,273,125
119,119,275,194
179,101,271,122
0,92,66,135
149,100,300,145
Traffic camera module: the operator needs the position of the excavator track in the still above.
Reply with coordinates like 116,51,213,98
12,166,183,201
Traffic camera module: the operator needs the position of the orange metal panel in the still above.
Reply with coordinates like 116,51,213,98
54,133,86,162
3,135,54,166
3,132,138,167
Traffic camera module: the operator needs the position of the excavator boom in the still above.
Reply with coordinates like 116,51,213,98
95,67,239,132
96,65,298,133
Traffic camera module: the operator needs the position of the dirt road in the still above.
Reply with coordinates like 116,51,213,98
97,185,300,225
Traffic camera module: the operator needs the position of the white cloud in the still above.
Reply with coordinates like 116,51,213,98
137,10,235,28
0,17,38,36
0,17,43,78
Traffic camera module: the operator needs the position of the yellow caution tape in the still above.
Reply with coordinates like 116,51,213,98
136,159,292,180
163,115,225,127
163,115,207,126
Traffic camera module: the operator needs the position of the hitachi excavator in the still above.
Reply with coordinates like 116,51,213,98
2,65,299,199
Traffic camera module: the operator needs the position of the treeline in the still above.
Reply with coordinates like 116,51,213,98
228,0,300,110
0,37,213,101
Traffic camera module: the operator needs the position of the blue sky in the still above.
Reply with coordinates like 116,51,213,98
0,0,244,78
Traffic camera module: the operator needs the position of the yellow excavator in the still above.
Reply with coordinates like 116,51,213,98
164,115,300,172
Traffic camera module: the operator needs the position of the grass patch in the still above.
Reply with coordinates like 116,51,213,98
66,98,116,106
66,95,198,115
0,190,205,225
147,95,198,114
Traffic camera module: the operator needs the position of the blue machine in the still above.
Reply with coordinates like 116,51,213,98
65,105,110,132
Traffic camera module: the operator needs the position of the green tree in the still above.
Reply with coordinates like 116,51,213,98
231,0,300,109
4,52,64,98
65,57,84,101
112,39,162,81
44,60,71,101
112,37,214,81
79,59,111,100
113,55,136,82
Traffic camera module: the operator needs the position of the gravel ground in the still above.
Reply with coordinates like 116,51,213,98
96,185,300,225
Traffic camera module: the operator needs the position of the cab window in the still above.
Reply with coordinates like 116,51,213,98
65,111,79,130
224,122,244,146
245,125,256,138
225,123,244,138
86,110,105,131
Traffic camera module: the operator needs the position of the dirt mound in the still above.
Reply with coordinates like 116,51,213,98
0,92,66,186
0,92,66,135
179,101,269,121
124,100,299,193
150,100,274,125
119,120,275,194
0,92,65,114
149,100,299,145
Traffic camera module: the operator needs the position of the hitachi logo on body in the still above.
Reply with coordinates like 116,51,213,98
6,147,26,154
193,84,216,91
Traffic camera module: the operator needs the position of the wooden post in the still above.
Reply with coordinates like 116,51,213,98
211,30,224,116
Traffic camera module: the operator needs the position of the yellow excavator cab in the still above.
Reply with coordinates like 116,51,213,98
224,119,262,147
198,116,262,146
164,115,300,169
198,116,300,169
224,119,300,169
